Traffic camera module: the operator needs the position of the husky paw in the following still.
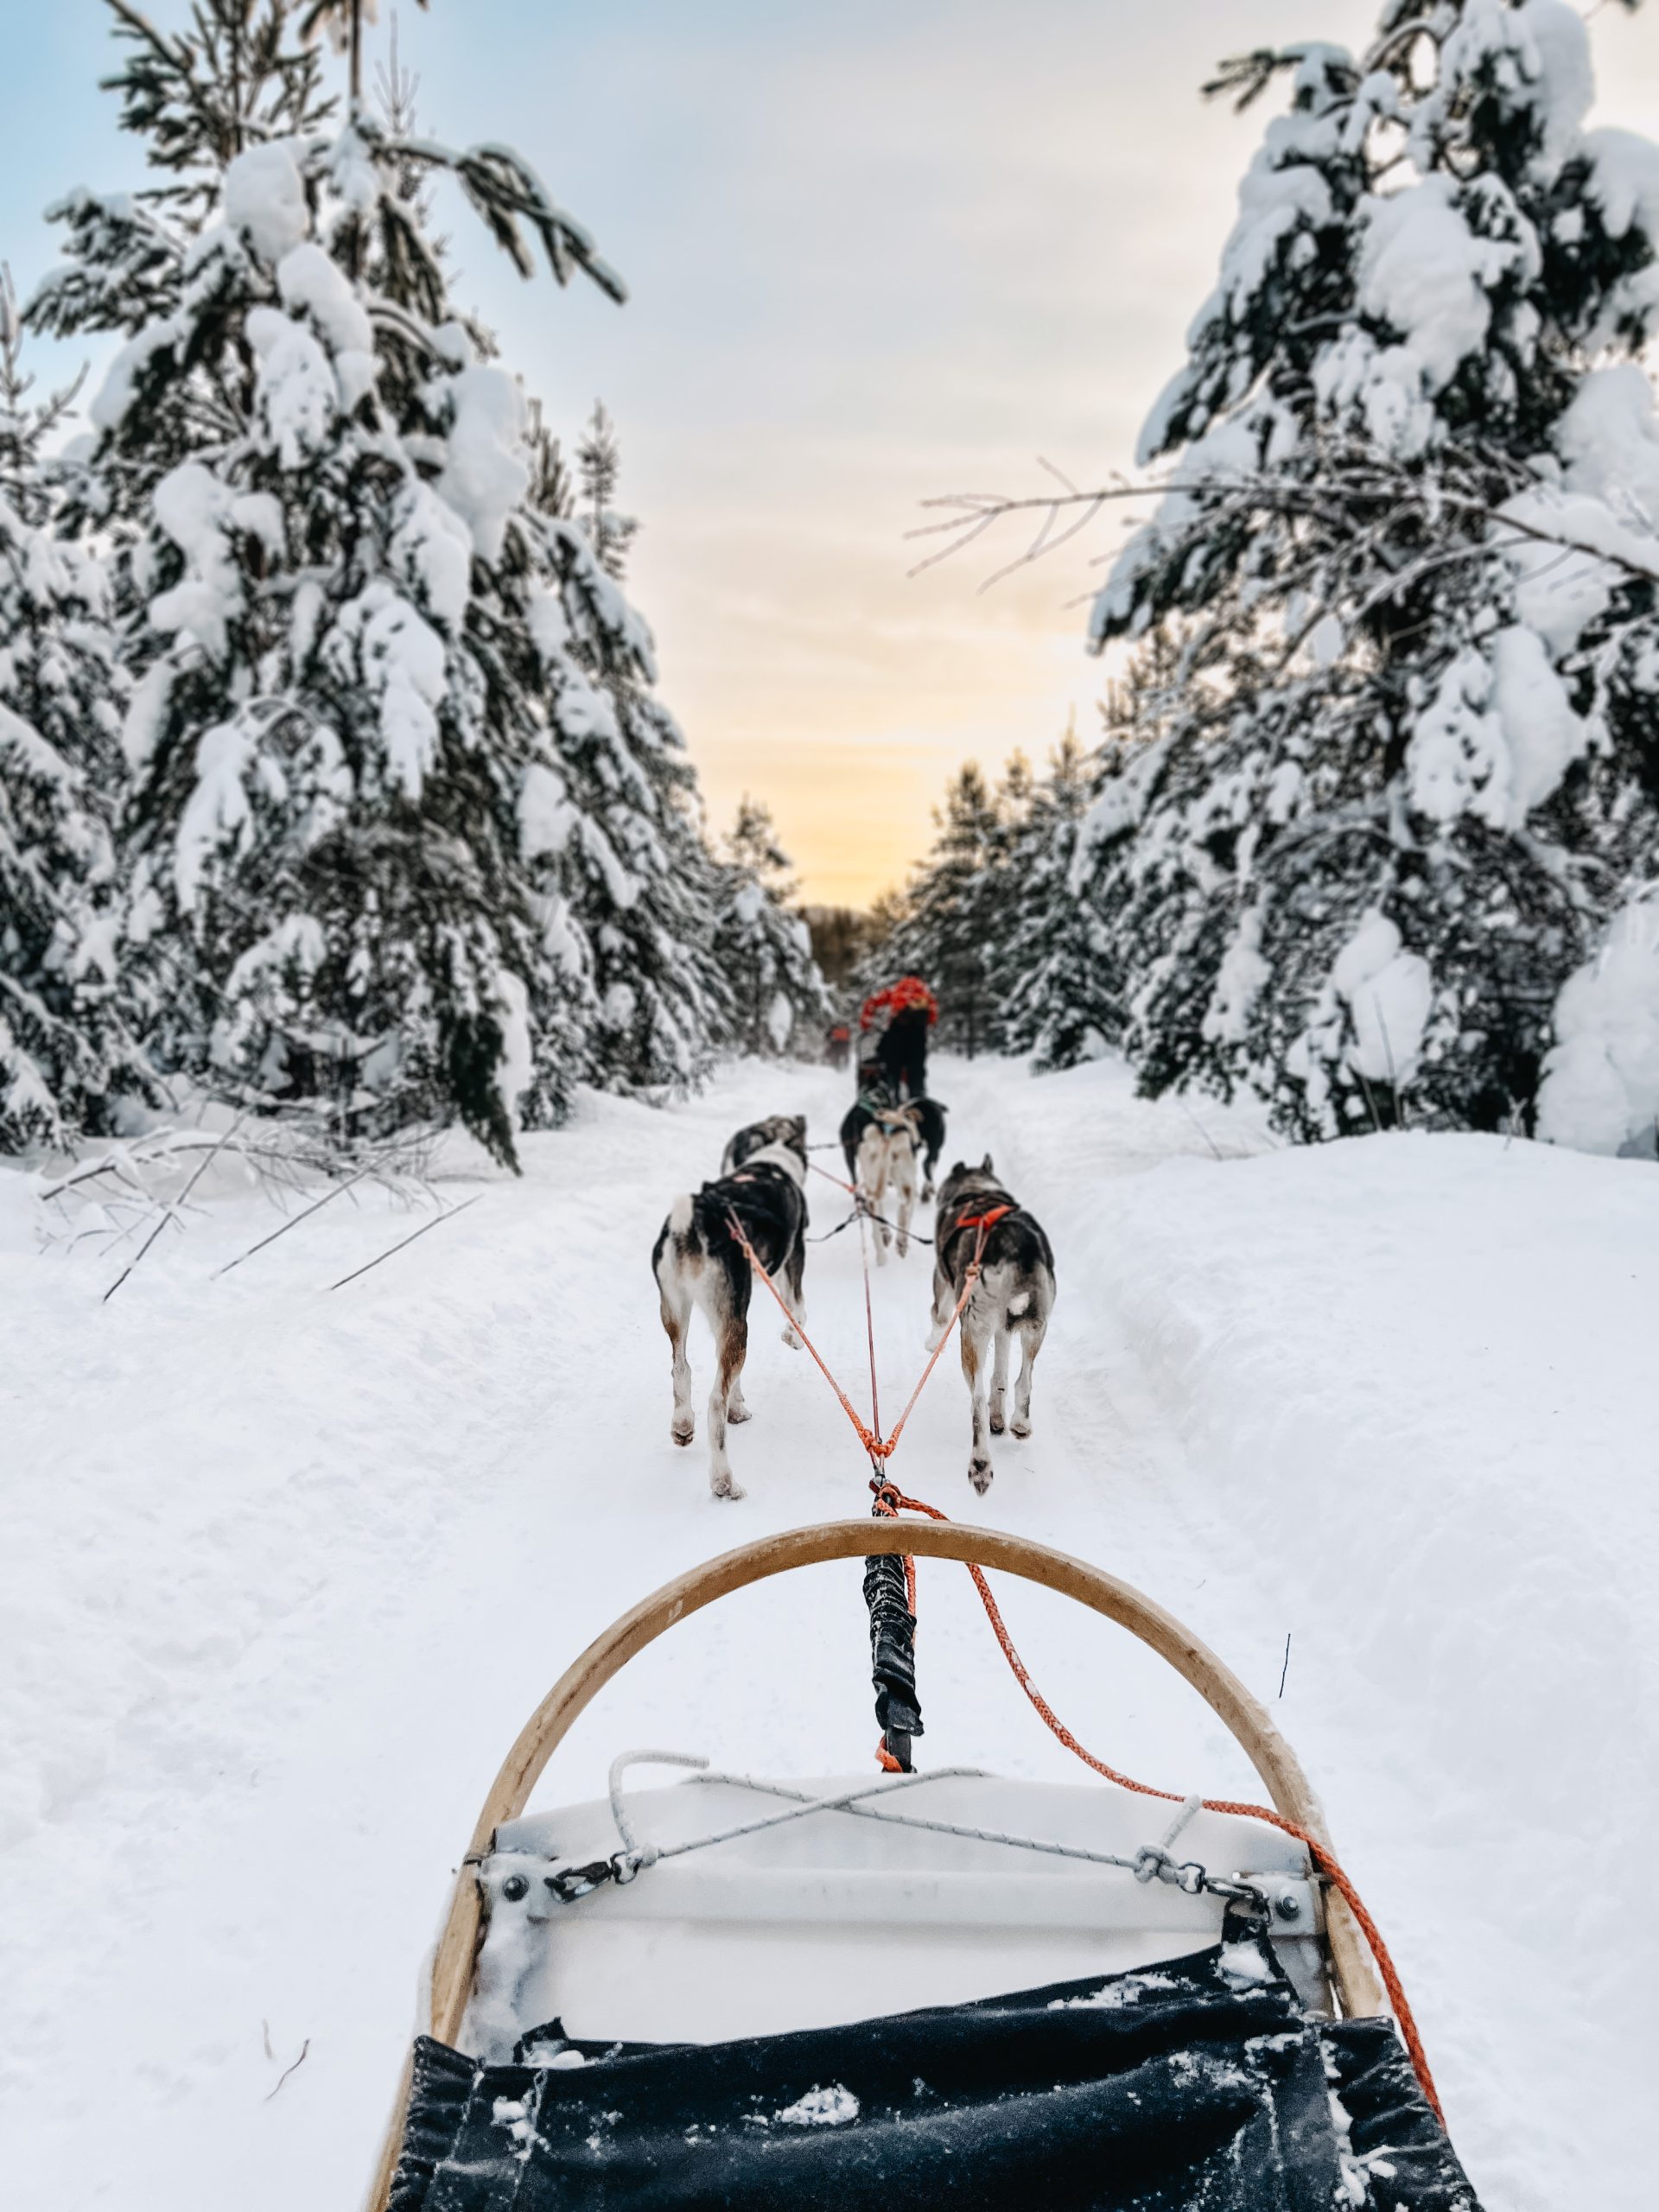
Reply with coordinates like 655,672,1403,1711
671,1416,695,1446
710,1473,746,1501
728,1402,753,1425
988,1409,1005,1435
1010,1416,1032,1440
969,1456,994,1495
781,1325,803,1350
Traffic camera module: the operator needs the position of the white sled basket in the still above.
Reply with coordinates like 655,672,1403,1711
368,1519,1387,2209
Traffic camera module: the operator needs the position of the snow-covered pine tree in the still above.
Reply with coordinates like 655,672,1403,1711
29,0,661,1164
849,886,912,1014
804,903,876,999
993,725,1106,1069
710,796,829,1058
1080,1,1659,1141
880,761,1009,1057
523,407,734,1093
0,266,150,1152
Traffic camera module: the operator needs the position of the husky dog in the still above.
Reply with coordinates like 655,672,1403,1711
652,1142,808,1499
928,1157,1056,1494
721,1113,808,1179
839,1096,922,1264
841,1089,948,1197
909,1096,948,1199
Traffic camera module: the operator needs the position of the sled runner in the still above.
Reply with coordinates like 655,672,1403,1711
371,1519,1481,2211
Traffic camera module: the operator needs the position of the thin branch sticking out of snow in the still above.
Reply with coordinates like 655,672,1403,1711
213,1159,380,1278
325,1193,482,1292
102,1115,247,1302
264,2037,309,2101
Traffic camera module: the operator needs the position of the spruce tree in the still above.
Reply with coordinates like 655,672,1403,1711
529,410,734,1093
0,267,149,1151
884,762,1007,1057
1079,2,1659,1141
711,796,830,1057
28,0,653,1163
995,728,1106,1068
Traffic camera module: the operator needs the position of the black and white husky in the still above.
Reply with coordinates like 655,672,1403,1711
720,1114,808,1179
838,1096,921,1263
652,1141,808,1499
841,1090,948,1202
928,1158,1056,1495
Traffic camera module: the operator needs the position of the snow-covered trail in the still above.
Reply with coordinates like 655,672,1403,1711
3,1053,1652,2210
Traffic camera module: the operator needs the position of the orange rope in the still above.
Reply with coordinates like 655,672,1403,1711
720,1198,1445,2123
722,1203,999,1465
871,1478,1445,2124
724,1207,887,1458
880,1206,1011,1460
855,1201,881,1447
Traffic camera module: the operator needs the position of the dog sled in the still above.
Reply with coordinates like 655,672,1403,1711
371,1516,1480,2210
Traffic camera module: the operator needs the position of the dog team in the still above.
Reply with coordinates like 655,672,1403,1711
652,1065,1058,1503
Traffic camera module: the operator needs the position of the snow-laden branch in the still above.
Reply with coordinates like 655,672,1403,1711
385,130,627,302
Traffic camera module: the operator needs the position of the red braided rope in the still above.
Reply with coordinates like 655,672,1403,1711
719,1193,1444,2121
871,1479,1445,2123
723,1202,998,1465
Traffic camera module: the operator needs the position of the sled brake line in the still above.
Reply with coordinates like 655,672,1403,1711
721,1196,1444,2121
870,1474,1445,2124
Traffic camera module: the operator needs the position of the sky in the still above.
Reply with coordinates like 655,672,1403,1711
6,2,1659,906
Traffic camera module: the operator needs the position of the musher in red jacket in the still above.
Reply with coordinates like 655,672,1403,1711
858,975,938,1102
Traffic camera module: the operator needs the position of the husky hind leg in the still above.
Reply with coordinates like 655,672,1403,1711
663,1292,696,1444
1011,1310,1047,1439
779,1233,807,1351
858,1128,892,1266
988,1325,1011,1435
654,1217,697,1446
893,1143,917,1260
925,1261,955,1351
706,1300,750,1500
961,1314,995,1494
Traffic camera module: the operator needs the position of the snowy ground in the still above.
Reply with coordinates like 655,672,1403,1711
3,1052,1653,2210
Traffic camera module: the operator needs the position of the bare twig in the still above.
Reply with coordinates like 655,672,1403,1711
1178,1097,1226,1162
325,1194,482,1292
103,1116,247,1302
1278,1633,1292,1700
264,2037,310,2101
907,459,1659,597
213,1160,378,1279
1352,1064,1386,1137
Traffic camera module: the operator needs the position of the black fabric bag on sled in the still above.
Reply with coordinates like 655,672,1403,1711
389,1932,1482,2211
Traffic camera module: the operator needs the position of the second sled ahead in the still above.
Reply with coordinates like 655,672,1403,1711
371,1517,1482,2212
